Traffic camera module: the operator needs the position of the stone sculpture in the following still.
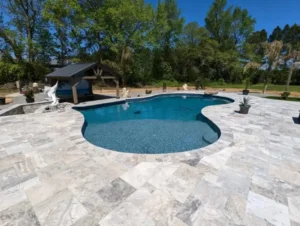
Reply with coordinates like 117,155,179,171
45,81,59,106
122,87,130,98
182,84,188,91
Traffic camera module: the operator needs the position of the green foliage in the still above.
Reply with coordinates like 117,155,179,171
151,80,179,88
0,62,22,84
208,83,300,92
0,0,300,90
0,61,50,85
269,26,283,42
239,97,251,107
205,0,255,49
269,24,300,48
266,96,300,102
196,76,210,89
248,29,267,44
217,78,226,85
243,77,251,90
22,86,34,99
195,78,201,90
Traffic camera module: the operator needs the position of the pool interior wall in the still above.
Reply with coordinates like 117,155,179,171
74,94,233,154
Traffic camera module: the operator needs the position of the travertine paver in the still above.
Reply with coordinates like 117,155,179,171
0,91,300,226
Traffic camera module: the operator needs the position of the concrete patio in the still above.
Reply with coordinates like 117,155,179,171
0,92,300,226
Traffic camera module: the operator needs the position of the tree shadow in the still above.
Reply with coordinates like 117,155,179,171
60,94,115,104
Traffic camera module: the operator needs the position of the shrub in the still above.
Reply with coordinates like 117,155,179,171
281,92,290,100
22,86,34,99
217,78,226,85
151,80,179,87
0,61,50,85
196,77,210,89
0,62,22,84
195,78,201,90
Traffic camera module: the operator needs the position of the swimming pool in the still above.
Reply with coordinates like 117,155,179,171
75,94,233,154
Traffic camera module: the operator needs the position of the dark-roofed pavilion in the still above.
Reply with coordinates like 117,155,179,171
46,62,120,104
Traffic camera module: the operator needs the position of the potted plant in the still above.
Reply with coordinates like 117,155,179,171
23,87,35,103
242,77,251,95
281,91,290,100
242,62,260,95
239,96,251,114
163,82,167,92
0,97,5,105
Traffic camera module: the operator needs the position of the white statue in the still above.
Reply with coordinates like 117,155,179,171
182,84,188,91
121,87,130,98
45,81,59,106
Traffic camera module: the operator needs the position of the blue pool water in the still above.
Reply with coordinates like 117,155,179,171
75,94,233,154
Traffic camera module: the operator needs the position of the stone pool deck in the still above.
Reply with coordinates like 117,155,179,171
0,92,300,226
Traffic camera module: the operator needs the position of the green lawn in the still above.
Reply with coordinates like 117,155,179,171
208,83,300,92
150,81,300,92
265,96,300,102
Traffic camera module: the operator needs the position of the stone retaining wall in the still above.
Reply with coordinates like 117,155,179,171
0,101,51,117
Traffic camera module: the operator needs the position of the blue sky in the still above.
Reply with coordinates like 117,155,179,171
146,0,300,35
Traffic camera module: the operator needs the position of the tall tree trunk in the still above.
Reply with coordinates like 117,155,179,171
27,31,33,62
263,81,268,94
98,50,102,64
97,32,103,63
285,64,294,92
263,66,272,94
121,47,126,86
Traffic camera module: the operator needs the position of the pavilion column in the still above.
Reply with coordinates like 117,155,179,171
71,79,79,104
115,80,120,98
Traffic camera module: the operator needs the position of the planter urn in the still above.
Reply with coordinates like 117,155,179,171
26,98,35,103
0,97,5,105
242,90,249,95
239,105,251,114
163,83,167,92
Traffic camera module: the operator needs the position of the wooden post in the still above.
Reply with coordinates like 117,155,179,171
71,79,79,104
115,80,120,99
88,79,93,95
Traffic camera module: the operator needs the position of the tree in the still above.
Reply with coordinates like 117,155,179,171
231,7,255,45
182,22,209,46
263,40,283,93
0,0,46,63
243,62,260,89
101,0,155,85
289,24,300,48
172,24,209,82
243,29,267,62
284,46,300,91
205,0,230,44
205,0,255,49
282,24,291,43
269,24,300,48
43,0,85,64
151,0,184,80
0,14,24,62
161,0,184,58
268,26,283,42
248,29,267,44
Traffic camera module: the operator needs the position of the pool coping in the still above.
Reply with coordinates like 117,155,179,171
71,91,239,162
